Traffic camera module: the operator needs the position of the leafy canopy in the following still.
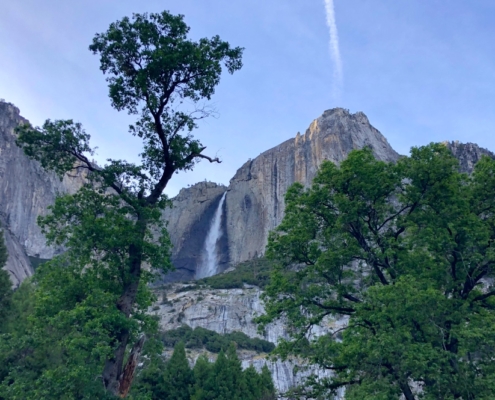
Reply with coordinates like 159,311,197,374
259,144,495,399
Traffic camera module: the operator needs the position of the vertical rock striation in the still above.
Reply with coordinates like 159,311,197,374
155,284,346,395
224,108,400,266
0,101,85,286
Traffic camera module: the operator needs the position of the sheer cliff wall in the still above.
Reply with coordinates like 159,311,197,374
223,108,400,266
163,108,401,278
0,102,85,286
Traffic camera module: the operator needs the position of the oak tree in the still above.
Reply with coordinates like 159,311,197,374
259,145,495,399
14,10,243,397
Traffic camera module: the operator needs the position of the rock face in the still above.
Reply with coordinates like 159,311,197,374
223,108,400,266
165,108,400,277
142,111,495,280
165,108,399,280
443,141,495,173
0,101,85,286
3,101,495,287
154,283,346,395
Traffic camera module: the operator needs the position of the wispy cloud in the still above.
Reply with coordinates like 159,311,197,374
323,0,343,100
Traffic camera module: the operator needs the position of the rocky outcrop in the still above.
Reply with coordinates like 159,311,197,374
165,110,495,278
154,283,346,394
223,108,399,267
164,109,400,278
0,101,86,286
443,141,495,173
3,101,495,287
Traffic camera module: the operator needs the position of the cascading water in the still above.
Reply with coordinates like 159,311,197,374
196,191,227,279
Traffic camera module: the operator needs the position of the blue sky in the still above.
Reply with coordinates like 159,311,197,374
1,0,494,196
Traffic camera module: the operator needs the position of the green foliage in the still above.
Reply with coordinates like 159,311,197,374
89,11,243,179
259,145,495,399
160,325,275,354
12,9,243,397
0,264,123,399
15,120,94,179
198,258,274,289
190,355,211,400
132,342,276,400
259,365,276,400
210,344,245,400
28,256,49,271
161,342,195,400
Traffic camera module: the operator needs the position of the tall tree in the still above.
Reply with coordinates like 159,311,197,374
190,354,213,400
162,342,195,400
259,145,495,399
258,365,276,400
243,365,262,400
15,10,243,397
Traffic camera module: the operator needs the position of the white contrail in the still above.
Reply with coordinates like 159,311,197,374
323,0,343,99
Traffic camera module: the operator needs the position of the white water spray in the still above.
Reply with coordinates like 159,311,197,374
196,191,227,279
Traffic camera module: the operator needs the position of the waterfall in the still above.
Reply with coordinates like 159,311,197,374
196,191,227,279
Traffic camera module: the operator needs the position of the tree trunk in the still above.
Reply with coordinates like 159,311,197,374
119,335,146,398
399,380,416,400
102,278,139,396
102,218,146,397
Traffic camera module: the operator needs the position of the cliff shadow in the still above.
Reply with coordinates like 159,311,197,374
160,191,230,283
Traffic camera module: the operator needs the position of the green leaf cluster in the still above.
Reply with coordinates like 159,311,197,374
260,144,495,399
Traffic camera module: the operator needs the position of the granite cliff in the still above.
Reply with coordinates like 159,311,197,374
3,101,493,284
444,140,495,174
153,282,345,394
161,182,228,282
2,100,494,394
0,101,86,286
166,108,401,278
223,108,400,267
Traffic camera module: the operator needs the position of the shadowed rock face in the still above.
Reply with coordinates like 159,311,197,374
161,182,229,282
443,141,495,173
0,101,86,286
162,108,400,279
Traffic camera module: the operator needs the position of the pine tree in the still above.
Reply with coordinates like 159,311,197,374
162,341,195,400
243,365,262,400
225,343,247,400
191,355,213,400
210,350,230,400
259,365,276,400
0,229,13,332
131,354,168,399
